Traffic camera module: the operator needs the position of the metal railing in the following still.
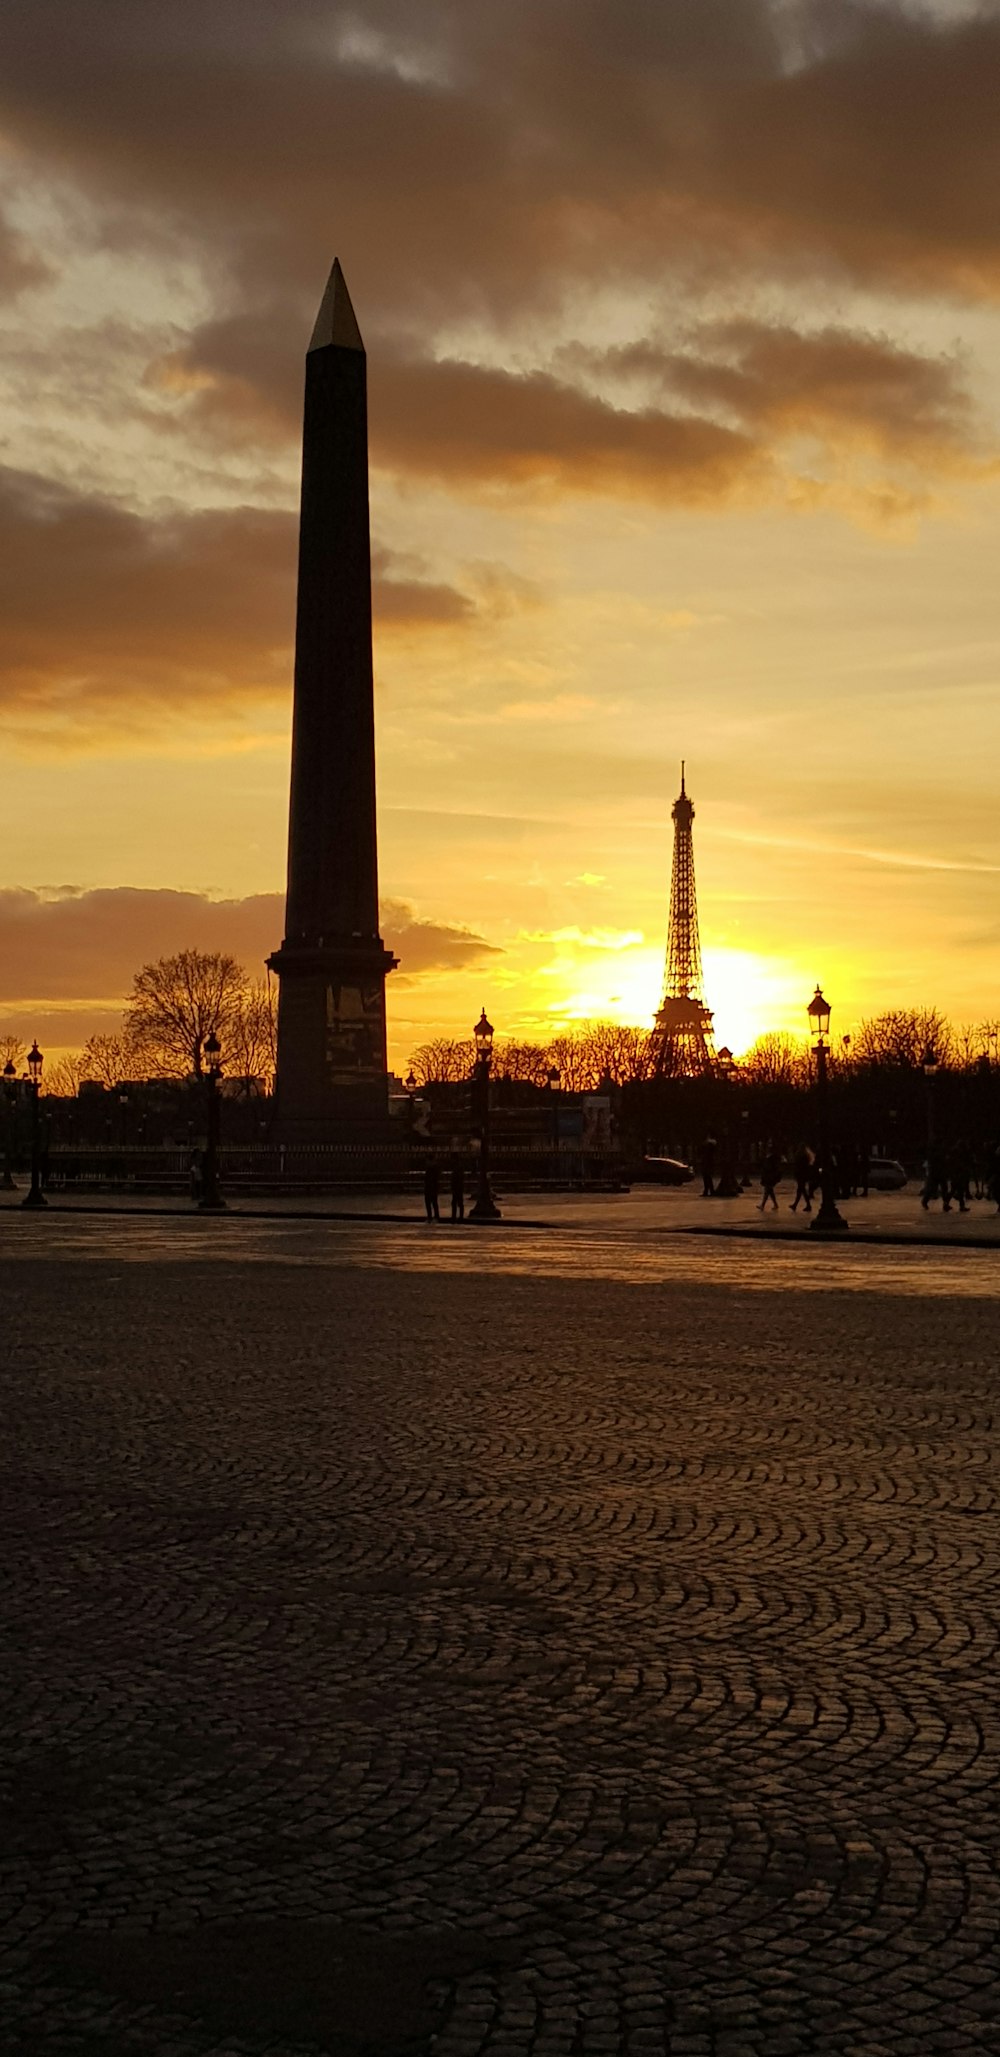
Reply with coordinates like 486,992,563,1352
39,1141,626,1193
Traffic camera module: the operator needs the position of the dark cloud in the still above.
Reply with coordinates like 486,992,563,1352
0,3,995,535
153,315,766,500
0,885,499,1004
0,469,498,726
380,897,503,974
713,6,1000,295
372,357,761,500
565,319,978,463
0,1,995,735
157,317,983,510
2,0,999,326
0,211,50,298
372,547,476,627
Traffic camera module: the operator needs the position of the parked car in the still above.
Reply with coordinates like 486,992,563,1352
640,1155,695,1185
865,1156,908,1191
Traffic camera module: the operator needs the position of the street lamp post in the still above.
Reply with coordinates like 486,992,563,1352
714,1046,743,1196
198,1031,227,1212
920,1044,939,1203
469,1009,502,1222
2,1059,17,1190
921,1044,938,1157
21,1041,48,1211
546,1065,561,1185
807,986,848,1235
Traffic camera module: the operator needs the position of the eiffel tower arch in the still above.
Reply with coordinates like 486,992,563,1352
650,765,717,1078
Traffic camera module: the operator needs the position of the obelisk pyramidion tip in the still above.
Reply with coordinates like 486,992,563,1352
308,258,365,354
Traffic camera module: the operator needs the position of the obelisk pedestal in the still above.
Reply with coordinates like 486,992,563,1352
268,261,397,1138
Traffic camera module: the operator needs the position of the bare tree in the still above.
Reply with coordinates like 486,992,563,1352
0,1034,25,1073
852,1008,953,1069
407,1038,476,1085
977,1020,1000,1066
79,1034,143,1088
951,1023,984,1071
578,1021,654,1085
741,1033,811,1088
226,980,278,1093
44,1052,88,1097
546,1028,600,1093
124,950,249,1078
493,1039,552,1085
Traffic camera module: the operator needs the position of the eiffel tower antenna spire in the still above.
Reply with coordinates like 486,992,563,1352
650,764,716,1077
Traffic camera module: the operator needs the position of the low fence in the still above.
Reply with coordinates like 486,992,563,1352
38,1142,627,1194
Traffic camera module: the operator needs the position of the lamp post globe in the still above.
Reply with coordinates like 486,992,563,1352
469,1007,501,1222
198,1030,227,1212
807,985,831,1045
807,988,848,1235
21,1042,48,1210
2,1058,17,1191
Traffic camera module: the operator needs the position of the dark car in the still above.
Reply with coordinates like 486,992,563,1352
640,1155,695,1185
865,1156,908,1192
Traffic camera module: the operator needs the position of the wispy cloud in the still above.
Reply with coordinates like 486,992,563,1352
520,925,645,950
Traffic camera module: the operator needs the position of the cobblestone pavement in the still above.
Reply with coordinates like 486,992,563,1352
2,1217,998,2055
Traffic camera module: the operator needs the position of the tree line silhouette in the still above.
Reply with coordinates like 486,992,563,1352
4,947,999,1166
408,1008,1000,1093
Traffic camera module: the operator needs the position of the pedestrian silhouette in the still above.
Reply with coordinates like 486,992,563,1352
449,1155,465,1223
759,1145,781,1212
789,1144,814,1214
423,1157,441,1221
921,1149,951,1212
950,1141,972,1214
699,1132,717,1197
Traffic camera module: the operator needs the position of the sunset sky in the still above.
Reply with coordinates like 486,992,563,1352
2,0,1000,1071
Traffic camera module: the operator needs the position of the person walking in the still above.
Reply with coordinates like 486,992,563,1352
789,1144,814,1213
699,1133,717,1198
759,1144,781,1212
951,1141,972,1214
423,1157,441,1221
921,1148,951,1212
449,1155,465,1223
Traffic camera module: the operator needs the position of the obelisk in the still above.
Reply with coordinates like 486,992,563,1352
268,260,396,1134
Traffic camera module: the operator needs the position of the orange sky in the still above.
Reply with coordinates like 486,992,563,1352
1,0,1000,1070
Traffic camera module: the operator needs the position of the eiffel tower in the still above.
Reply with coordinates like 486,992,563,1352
650,764,717,1077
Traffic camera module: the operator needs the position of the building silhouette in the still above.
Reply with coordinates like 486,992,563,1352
650,764,717,1077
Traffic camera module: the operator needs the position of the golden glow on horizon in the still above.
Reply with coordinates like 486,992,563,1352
382,939,822,1071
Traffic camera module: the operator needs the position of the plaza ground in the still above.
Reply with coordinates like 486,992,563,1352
1,1211,998,2054
5,1176,1000,1244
